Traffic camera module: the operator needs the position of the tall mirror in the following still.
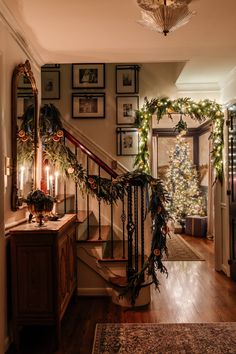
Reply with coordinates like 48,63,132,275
11,60,38,211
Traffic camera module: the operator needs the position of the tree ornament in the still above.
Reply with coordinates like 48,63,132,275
18,130,26,138
153,248,161,257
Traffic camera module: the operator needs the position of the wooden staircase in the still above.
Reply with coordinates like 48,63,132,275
53,129,152,307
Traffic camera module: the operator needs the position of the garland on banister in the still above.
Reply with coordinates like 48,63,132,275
135,97,224,182
18,103,171,304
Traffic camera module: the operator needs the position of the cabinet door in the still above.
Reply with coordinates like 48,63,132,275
67,227,77,293
16,246,53,315
58,234,70,312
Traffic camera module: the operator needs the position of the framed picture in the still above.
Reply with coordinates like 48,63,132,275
116,65,139,94
18,75,32,89
116,127,139,156
42,71,60,100
17,93,34,118
72,93,105,119
72,63,105,89
42,64,60,69
116,96,139,125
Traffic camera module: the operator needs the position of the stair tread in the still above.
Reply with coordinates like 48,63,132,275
56,194,75,202
109,275,128,288
98,257,128,262
78,225,110,242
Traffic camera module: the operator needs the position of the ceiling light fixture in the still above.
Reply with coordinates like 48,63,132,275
137,0,196,36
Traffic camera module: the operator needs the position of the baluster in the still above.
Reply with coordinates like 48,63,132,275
121,191,126,259
134,185,139,273
63,136,67,214
75,145,78,217
87,156,90,240
110,176,114,258
98,166,101,240
140,185,145,282
127,185,135,280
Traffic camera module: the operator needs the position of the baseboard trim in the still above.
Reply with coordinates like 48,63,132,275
77,287,112,297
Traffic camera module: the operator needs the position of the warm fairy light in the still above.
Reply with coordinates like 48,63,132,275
54,171,59,197
20,166,25,193
45,166,50,191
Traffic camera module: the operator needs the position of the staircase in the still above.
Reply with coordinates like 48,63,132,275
54,128,151,307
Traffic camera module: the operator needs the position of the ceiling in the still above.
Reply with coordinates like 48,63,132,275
3,0,236,88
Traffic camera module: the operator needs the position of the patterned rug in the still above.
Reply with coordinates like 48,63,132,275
92,323,236,354
163,234,204,261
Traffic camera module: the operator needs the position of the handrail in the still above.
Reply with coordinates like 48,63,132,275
63,128,118,178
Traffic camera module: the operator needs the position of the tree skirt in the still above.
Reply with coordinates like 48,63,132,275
163,234,204,261
92,323,236,354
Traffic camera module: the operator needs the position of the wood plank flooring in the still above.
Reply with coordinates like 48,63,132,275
7,235,236,354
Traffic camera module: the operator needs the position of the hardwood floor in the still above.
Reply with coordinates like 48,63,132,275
7,235,236,354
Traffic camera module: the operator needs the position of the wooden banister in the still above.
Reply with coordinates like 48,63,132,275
63,128,118,178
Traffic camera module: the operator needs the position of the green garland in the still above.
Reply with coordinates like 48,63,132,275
135,97,224,182
18,104,171,304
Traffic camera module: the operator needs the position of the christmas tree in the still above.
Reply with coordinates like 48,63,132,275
165,133,206,222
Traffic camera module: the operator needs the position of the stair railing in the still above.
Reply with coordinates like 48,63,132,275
62,128,147,282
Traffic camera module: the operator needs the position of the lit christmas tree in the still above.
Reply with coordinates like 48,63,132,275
165,133,206,222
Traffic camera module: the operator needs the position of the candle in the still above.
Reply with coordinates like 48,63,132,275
54,171,59,197
49,175,53,196
20,166,25,194
45,166,50,192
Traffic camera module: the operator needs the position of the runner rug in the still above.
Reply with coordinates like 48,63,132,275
92,322,236,354
164,234,204,261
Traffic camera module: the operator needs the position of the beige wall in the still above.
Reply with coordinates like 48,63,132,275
43,62,208,172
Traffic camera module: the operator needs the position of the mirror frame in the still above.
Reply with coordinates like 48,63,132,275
11,60,38,211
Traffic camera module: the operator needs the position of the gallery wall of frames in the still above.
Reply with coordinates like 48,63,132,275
41,63,146,169
41,62,206,171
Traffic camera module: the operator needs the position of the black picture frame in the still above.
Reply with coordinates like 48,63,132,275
116,95,139,125
18,75,32,90
116,65,139,94
17,92,34,119
42,71,60,100
42,64,60,69
72,63,105,89
72,93,105,119
116,127,139,156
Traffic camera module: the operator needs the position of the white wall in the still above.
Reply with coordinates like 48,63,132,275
199,131,210,187
0,16,41,351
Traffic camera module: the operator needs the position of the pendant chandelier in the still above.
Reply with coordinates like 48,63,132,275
137,0,196,36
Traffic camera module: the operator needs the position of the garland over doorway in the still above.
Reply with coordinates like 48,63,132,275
134,97,224,182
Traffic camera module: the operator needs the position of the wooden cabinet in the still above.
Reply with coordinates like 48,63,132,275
9,214,77,351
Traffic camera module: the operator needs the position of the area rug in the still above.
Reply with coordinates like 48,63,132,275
92,322,236,354
163,234,204,261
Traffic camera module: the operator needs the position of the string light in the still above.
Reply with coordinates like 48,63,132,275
134,97,224,183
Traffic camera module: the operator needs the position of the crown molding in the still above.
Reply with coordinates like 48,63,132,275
176,82,220,93
0,0,44,69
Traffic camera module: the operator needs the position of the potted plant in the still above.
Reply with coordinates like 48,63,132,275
25,189,54,226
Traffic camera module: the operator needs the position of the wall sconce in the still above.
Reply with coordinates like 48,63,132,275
5,157,12,176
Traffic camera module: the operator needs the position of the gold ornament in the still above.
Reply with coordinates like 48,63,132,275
18,130,25,138
56,130,64,138
68,167,74,174
153,248,161,256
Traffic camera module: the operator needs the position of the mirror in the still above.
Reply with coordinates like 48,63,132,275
11,60,38,211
